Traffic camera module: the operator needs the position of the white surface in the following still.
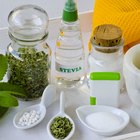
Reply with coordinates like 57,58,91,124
76,105,130,136
47,92,75,140
104,131,140,140
0,0,94,28
0,88,139,140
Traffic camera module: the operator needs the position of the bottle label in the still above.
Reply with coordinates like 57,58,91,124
56,41,61,48
55,62,84,77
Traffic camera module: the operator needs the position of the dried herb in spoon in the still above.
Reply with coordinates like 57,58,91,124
50,116,73,139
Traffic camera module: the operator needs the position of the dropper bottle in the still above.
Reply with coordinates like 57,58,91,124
54,0,85,88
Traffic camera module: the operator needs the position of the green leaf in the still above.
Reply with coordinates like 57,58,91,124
0,83,26,94
0,54,8,81
0,91,26,98
0,92,18,107
0,106,8,118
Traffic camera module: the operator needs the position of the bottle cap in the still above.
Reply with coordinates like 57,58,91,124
90,24,123,53
63,0,78,22
8,5,49,42
91,24,122,47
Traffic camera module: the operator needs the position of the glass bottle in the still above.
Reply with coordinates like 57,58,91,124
88,24,124,91
54,0,85,88
7,5,51,100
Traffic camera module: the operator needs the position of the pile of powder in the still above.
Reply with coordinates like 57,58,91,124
86,112,122,131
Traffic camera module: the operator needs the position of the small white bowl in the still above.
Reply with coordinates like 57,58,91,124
76,105,129,136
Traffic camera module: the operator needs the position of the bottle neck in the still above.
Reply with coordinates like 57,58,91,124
61,19,79,24
9,31,48,46
90,40,124,60
60,20,80,31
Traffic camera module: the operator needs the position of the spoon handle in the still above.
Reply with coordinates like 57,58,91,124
40,84,56,108
60,91,65,115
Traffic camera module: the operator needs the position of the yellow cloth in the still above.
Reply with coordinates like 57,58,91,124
91,0,140,52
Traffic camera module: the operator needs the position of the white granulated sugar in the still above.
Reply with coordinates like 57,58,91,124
86,112,122,131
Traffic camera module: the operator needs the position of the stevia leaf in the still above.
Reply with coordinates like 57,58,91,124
0,106,8,118
0,83,26,94
0,54,8,80
0,91,26,98
0,92,18,107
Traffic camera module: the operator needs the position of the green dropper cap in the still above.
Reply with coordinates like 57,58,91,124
63,0,78,22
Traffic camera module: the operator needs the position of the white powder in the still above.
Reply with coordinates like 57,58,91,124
86,112,122,131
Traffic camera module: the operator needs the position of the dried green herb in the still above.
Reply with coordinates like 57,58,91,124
50,117,73,139
8,47,49,100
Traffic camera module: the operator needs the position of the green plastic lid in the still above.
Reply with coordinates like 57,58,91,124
90,72,120,80
63,0,78,22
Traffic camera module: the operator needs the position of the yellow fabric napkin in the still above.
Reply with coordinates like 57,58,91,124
91,0,140,52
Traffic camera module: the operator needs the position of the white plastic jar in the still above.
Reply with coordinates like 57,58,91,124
88,24,124,91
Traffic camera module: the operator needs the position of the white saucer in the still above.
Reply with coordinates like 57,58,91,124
76,105,129,136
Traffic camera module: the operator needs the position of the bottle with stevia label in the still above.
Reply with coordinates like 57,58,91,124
54,0,85,88
7,5,51,100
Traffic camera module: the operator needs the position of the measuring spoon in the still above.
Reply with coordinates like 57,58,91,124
47,91,75,140
13,84,56,129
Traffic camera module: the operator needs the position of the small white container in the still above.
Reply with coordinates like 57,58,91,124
90,72,120,107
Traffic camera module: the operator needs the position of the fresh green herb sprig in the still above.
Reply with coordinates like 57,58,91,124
50,117,73,139
8,47,49,100
0,54,26,118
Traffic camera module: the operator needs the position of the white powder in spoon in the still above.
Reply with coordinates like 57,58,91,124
86,112,122,131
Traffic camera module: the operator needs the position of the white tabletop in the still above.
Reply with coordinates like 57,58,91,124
0,84,139,140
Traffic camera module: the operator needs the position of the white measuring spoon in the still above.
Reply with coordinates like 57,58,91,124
13,84,56,129
47,91,75,140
